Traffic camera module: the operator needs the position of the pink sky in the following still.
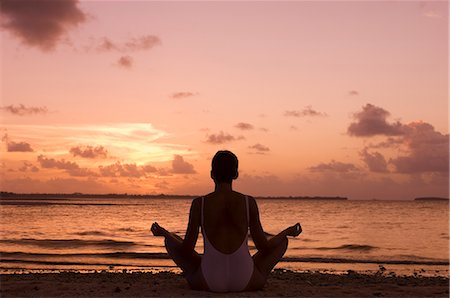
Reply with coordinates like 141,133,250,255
0,1,448,199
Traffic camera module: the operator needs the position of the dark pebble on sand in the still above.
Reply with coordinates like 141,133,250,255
115,286,121,293
373,292,383,296
33,286,39,291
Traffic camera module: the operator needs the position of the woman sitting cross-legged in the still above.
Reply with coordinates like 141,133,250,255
151,150,302,292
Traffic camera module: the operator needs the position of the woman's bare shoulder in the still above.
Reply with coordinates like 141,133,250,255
192,192,214,207
191,197,202,210
232,192,257,209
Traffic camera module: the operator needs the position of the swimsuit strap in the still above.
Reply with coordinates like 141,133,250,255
201,196,204,228
245,195,249,227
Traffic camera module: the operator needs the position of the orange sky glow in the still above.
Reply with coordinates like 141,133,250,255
0,1,448,199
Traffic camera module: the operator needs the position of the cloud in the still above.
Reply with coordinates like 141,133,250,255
7,141,34,152
92,35,161,66
70,145,108,159
249,143,270,153
0,0,86,51
347,104,405,137
19,161,39,173
360,148,388,173
284,106,327,117
154,180,169,190
2,133,34,152
169,92,198,99
4,123,191,165
171,155,196,174
235,122,254,130
98,161,157,178
237,174,284,195
367,137,404,149
37,155,96,177
389,122,449,174
347,104,448,175
0,104,48,116
117,55,133,68
0,177,112,194
348,90,359,96
309,160,359,173
97,35,161,52
205,131,244,144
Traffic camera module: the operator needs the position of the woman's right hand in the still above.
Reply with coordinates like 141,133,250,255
285,223,302,237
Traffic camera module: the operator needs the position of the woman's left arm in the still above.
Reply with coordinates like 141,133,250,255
151,198,200,254
180,198,201,254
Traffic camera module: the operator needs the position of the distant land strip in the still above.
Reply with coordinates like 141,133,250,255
414,197,449,201
0,192,347,200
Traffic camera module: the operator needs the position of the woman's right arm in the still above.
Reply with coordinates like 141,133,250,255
249,197,301,253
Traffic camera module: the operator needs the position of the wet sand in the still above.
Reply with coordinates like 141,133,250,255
1,269,448,297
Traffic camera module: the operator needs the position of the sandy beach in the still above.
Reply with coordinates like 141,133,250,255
1,269,448,297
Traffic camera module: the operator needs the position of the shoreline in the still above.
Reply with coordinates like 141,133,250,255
1,270,449,297
2,254,449,278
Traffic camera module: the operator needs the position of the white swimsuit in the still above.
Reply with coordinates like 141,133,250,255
200,196,254,292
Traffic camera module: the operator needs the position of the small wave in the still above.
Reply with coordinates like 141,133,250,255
299,238,319,242
116,228,136,232
0,258,165,267
281,257,449,266
0,238,138,249
0,251,168,259
74,231,108,237
315,244,377,251
440,233,449,240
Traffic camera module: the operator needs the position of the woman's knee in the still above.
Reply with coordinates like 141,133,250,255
277,237,288,257
164,235,181,254
280,237,288,250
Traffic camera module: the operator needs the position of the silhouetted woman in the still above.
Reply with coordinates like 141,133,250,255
151,150,302,292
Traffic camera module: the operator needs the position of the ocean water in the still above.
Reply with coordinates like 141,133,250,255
0,197,448,276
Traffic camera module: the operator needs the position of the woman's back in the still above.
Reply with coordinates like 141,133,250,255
202,191,249,253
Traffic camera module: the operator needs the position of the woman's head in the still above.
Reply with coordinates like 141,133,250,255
211,150,238,183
